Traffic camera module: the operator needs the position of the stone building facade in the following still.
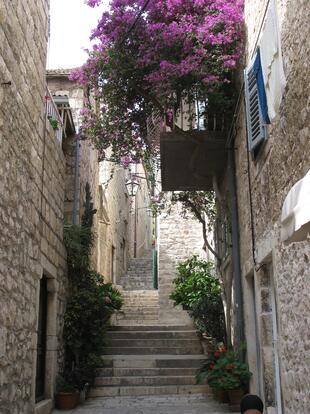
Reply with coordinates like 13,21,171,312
46,71,153,284
216,0,310,412
158,206,205,325
0,4,153,413
0,1,67,413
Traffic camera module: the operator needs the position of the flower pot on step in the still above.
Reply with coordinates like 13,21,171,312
55,391,79,410
212,388,229,403
228,388,245,411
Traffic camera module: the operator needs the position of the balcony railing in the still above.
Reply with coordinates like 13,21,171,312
45,89,63,144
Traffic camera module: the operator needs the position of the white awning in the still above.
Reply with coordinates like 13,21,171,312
281,169,310,243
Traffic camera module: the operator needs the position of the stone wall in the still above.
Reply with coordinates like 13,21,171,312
46,74,154,285
0,2,68,413
233,0,310,412
158,205,205,325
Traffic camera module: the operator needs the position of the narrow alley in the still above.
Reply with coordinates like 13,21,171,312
0,0,309,413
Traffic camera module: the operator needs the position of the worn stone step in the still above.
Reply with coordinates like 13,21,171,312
106,330,198,339
95,375,196,387
97,367,198,377
101,355,204,368
105,338,201,348
109,325,194,331
114,315,159,321
89,384,209,397
102,345,202,355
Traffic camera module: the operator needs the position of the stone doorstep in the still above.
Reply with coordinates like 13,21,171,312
94,375,197,386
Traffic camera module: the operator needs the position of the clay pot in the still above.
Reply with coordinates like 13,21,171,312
228,388,245,411
55,391,79,410
212,388,229,403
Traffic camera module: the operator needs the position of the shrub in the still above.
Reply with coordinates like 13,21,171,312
170,255,225,342
61,184,123,389
197,346,252,390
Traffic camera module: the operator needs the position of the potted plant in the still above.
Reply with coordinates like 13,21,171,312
55,374,79,410
197,348,252,409
196,345,229,403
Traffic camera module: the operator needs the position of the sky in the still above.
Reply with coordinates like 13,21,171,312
47,0,108,69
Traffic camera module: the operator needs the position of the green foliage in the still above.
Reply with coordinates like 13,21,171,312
48,116,59,130
61,185,123,389
197,347,252,390
56,374,77,393
64,224,93,275
170,256,225,342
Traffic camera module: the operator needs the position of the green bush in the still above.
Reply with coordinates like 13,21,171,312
170,256,225,342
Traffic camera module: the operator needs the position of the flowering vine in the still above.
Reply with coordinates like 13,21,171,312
72,0,244,164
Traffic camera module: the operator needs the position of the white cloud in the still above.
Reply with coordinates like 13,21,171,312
47,0,108,69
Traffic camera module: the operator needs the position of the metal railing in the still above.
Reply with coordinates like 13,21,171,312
45,89,63,144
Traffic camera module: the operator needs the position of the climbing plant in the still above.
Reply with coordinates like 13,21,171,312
70,0,244,164
62,183,123,389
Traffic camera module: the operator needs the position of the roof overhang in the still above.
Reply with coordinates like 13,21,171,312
160,130,227,191
281,169,310,243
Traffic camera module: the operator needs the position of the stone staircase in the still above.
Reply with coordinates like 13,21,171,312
90,325,209,398
112,290,160,326
94,252,212,400
119,253,154,290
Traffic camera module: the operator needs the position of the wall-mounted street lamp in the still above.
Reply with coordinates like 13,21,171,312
125,172,149,197
125,177,139,197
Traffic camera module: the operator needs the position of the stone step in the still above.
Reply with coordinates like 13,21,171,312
109,325,194,331
112,320,162,327
94,375,196,387
114,314,159,321
104,339,201,348
97,367,198,377
102,346,202,355
106,330,198,339
119,306,159,312
89,384,209,397
101,355,205,369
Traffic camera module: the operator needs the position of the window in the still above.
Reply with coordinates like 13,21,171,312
244,48,270,156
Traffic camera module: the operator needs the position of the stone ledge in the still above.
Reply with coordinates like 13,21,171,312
35,399,53,414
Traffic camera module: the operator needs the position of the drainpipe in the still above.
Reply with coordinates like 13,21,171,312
227,142,245,350
72,134,80,224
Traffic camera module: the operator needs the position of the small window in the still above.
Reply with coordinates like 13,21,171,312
244,48,270,156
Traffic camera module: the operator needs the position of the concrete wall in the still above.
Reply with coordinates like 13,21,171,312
0,2,68,413
231,1,310,412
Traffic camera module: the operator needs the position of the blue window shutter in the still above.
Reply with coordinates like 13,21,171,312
244,49,268,153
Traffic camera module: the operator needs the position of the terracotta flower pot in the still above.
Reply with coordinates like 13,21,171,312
212,388,229,403
228,388,245,411
55,391,79,410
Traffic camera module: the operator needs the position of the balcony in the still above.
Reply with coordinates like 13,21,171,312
160,111,228,191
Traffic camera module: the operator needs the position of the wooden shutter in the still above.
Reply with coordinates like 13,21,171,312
244,58,267,153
